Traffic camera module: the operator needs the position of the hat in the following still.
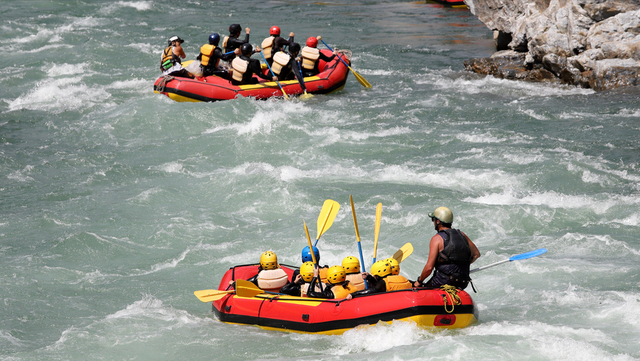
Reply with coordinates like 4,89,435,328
168,36,184,43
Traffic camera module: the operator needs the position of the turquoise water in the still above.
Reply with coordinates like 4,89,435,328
1,1,639,360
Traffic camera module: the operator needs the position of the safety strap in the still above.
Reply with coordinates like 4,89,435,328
156,75,174,92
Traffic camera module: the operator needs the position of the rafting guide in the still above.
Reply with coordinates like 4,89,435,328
194,197,547,334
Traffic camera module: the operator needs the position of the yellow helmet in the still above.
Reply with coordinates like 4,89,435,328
299,261,315,282
342,256,361,274
260,251,278,270
326,265,346,284
386,258,400,275
429,206,453,224
370,260,392,278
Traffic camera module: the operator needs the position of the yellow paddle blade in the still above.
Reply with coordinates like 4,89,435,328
316,199,340,241
299,91,314,100
236,279,265,298
194,289,233,302
349,195,362,244
349,66,372,88
373,203,382,260
392,242,413,263
303,219,317,264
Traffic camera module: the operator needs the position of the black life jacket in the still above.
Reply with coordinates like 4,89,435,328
437,229,471,265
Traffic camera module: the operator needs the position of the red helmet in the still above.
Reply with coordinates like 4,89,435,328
270,26,281,36
306,37,318,48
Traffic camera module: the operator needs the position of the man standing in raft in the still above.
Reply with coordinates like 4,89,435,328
415,207,480,290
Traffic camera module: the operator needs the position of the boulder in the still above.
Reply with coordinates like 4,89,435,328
464,0,640,90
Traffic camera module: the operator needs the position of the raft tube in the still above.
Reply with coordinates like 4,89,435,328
210,264,478,335
153,49,350,102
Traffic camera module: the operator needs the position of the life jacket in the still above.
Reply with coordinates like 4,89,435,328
161,46,181,71
231,57,249,82
437,229,472,265
345,273,366,291
301,46,320,70
271,51,290,75
301,282,323,297
329,281,357,299
319,267,328,284
261,36,275,59
384,275,412,291
199,44,219,68
256,268,289,293
222,36,229,51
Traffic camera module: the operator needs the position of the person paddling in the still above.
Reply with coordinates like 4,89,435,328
261,26,294,66
414,207,480,290
230,43,277,85
160,35,192,78
222,23,250,58
300,36,336,77
197,33,234,78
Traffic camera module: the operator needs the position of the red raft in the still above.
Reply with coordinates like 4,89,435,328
153,49,350,102
206,264,478,335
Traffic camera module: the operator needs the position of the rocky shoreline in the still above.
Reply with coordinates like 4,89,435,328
463,0,640,90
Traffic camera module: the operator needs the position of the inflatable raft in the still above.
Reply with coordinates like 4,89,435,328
153,49,350,102
202,264,478,335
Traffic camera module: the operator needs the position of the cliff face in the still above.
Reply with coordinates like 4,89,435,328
463,0,640,90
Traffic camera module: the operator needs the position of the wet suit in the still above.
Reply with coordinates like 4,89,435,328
266,36,294,65
224,33,250,54
424,229,472,290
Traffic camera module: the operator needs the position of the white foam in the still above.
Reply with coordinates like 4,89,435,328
6,76,113,113
132,248,190,276
333,320,435,354
7,165,35,182
44,62,92,77
100,1,153,14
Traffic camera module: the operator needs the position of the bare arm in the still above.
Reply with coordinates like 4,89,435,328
462,232,481,263
415,234,443,285
174,43,186,59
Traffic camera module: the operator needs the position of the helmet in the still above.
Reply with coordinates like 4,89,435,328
168,35,184,45
288,42,301,54
429,206,453,224
208,33,220,46
387,258,400,275
301,245,320,263
342,256,360,274
326,265,346,284
299,261,315,282
306,37,318,48
229,23,241,35
270,26,281,36
240,42,253,56
260,251,278,270
370,260,392,278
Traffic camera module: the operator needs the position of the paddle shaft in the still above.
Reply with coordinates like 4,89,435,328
320,39,351,72
304,219,323,292
372,203,381,265
259,52,289,100
349,195,367,289
470,248,548,273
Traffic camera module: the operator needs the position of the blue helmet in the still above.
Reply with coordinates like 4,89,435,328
209,33,220,46
301,246,320,263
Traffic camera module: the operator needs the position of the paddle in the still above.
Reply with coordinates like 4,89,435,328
372,202,382,265
297,61,313,100
319,37,372,88
349,195,368,289
194,289,234,302
235,279,267,298
313,199,340,247
259,52,290,100
470,248,548,273
392,242,413,263
304,219,323,292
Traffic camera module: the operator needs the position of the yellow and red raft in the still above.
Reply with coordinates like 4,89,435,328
204,264,478,335
154,49,350,102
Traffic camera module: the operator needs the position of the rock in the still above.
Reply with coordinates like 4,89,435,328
464,0,640,90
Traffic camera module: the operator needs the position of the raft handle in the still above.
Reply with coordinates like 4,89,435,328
302,314,310,321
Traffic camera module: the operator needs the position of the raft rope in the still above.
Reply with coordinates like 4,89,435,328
156,75,174,92
440,285,462,313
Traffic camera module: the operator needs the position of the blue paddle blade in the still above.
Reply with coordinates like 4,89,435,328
509,248,548,261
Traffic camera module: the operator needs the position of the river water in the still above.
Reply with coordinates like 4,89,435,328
2,1,639,360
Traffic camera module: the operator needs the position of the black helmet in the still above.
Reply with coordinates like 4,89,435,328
229,23,241,35
240,42,253,56
209,33,220,46
288,42,301,54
